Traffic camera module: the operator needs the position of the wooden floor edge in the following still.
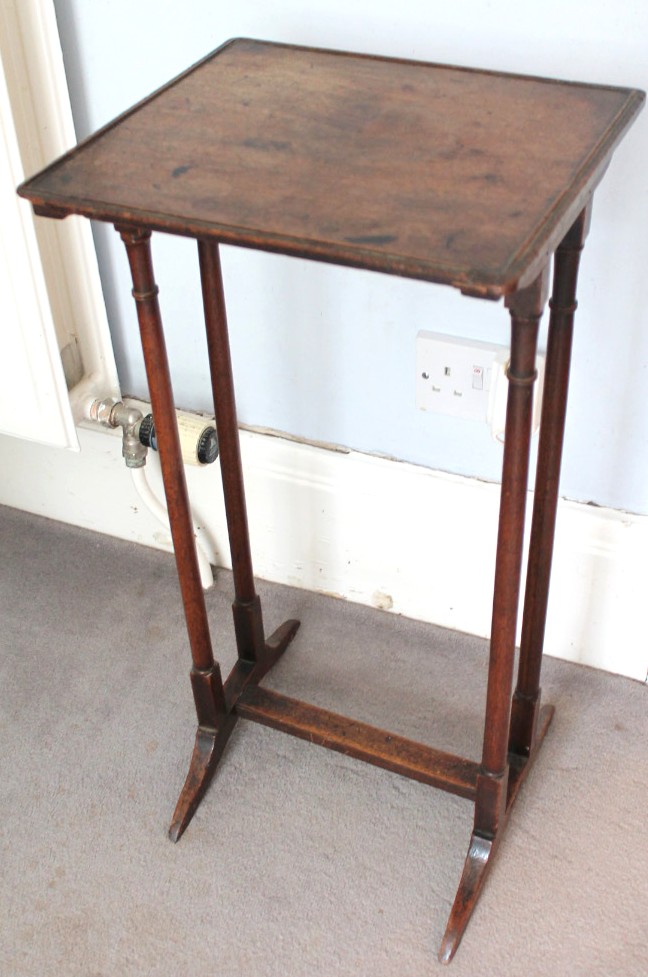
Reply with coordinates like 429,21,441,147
235,684,479,799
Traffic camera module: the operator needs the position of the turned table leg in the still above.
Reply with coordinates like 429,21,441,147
117,226,233,840
197,239,300,697
197,239,267,663
440,266,549,962
119,229,300,840
509,205,591,757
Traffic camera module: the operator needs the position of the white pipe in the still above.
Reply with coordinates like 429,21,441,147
131,465,214,590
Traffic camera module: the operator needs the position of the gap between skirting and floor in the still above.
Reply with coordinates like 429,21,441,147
1,417,646,681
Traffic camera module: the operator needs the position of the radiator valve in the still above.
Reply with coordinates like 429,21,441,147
138,413,219,465
88,399,219,468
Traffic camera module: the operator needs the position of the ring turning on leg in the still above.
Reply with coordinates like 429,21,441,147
509,205,591,759
118,226,300,841
441,266,549,962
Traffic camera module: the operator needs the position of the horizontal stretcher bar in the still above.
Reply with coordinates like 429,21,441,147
234,684,480,800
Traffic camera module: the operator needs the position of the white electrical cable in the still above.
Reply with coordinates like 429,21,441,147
130,466,214,590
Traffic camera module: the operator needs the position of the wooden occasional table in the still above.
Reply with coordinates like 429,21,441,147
19,39,644,962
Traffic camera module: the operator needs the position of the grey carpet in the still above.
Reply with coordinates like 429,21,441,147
0,504,646,977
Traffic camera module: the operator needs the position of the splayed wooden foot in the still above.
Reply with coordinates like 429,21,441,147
438,832,493,963
439,704,554,962
169,618,300,842
260,618,301,675
169,721,236,842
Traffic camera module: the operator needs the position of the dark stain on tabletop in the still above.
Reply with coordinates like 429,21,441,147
344,233,398,246
243,136,292,152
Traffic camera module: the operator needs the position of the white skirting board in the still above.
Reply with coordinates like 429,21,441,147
1,420,646,682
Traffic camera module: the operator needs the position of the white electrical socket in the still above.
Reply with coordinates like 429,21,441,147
415,331,505,422
415,330,545,439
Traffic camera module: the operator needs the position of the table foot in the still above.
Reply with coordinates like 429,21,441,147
224,618,301,707
263,616,301,664
170,618,300,841
439,703,554,963
438,832,493,964
169,721,236,842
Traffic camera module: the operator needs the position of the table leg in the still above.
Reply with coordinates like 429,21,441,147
509,206,591,757
440,266,549,962
197,250,301,691
118,226,235,841
197,239,268,663
120,230,300,839
197,240,299,674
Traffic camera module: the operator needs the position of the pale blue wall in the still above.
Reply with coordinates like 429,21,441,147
53,0,648,513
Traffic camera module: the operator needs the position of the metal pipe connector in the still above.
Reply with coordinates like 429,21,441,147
110,402,147,468
89,397,147,468
88,397,120,427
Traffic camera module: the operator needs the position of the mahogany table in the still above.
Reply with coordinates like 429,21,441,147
19,39,644,962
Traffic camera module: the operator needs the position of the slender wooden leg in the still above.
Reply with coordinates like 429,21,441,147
197,239,268,662
478,268,548,833
509,205,591,758
118,226,234,842
197,238,299,673
440,267,549,963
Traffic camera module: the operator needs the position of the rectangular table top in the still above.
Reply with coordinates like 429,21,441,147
19,38,644,298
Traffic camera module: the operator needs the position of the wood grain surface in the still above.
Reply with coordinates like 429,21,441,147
18,39,644,296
